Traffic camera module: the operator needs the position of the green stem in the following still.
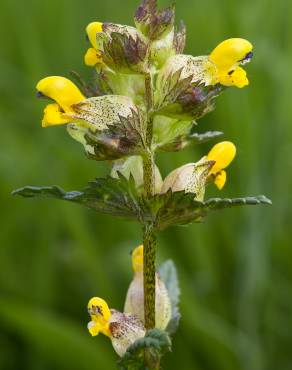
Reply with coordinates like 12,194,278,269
143,68,159,370
143,223,156,329
142,71,156,331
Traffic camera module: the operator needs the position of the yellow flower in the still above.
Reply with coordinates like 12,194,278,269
41,103,71,128
206,141,236,189
85,22,103,66
36,76,85,127
209,38,253,88
87,297,111,337
124,245,172,331
84,47,103,67
87,296,145,357
161,141,236,198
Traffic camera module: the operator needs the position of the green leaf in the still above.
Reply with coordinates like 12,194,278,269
12,174,141,220
158,260,181,335
145,192,272,231
13,176,272,230
157,130,223,152
118,329,171,370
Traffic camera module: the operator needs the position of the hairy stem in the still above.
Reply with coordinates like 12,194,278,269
143,223,157,329
143,72,156,331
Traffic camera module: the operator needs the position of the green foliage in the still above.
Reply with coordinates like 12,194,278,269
12,174,140,219
146,192,271,230
118,329,171,370
158,260,181,335
13,177,271,231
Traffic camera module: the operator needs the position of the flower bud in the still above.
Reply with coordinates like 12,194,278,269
94,23,148,74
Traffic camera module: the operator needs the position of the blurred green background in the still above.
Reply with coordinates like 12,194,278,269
0,0,291,369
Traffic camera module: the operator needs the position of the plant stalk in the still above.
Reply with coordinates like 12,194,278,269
143,223,156,329
143,72,156,331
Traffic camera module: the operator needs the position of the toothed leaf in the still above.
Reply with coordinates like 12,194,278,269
12,174,141,220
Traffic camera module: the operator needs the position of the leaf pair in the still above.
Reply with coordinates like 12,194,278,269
12,174,272,231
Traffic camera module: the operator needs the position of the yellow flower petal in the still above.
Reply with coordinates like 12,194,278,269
86,22,103,49
87,321,101,336
209,38,253,72
132,245,143,273
207,141,236,174
84,47,103,66
36,76,85,113
42,103,71,127
218,66,249,88
87,297,111,337
214,170,227,190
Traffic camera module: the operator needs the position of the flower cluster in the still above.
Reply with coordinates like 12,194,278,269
26,0,268,365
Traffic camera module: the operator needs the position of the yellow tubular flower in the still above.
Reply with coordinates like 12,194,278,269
87,297,111,337
85,22,103,67
84,47,103,66
218,66,249,88
86,22,103,49
207,141,236,189
36,76,85,113
87,296,146,357
209,38,253,88
214,170,227,190
132,245,143,273
42,103,71,127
